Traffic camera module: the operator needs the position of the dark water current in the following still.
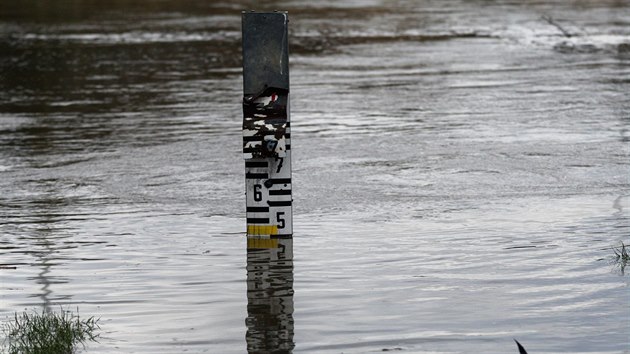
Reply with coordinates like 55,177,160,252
1,1,629,353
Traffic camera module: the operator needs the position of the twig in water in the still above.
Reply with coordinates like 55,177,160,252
541,15,573,38
514,339,529,354
613,241,629,274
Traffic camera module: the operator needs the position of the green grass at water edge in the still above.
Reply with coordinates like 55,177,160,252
1,308,100,354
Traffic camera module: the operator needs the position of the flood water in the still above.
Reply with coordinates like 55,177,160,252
1,1,629,353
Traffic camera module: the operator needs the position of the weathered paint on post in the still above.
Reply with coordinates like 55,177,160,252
242,11,292,239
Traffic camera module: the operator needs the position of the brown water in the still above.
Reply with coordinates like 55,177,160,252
1,1,629,353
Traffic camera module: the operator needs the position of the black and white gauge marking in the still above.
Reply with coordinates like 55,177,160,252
242,11,292,239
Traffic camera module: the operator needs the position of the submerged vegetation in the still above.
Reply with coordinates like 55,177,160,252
1,308,100,354
612,242,629,275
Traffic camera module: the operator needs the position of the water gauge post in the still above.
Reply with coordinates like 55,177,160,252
242,11,292,244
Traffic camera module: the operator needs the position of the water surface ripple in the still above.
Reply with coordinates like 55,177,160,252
1,1,629,353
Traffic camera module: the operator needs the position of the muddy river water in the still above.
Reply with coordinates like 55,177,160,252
1,1,629,353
